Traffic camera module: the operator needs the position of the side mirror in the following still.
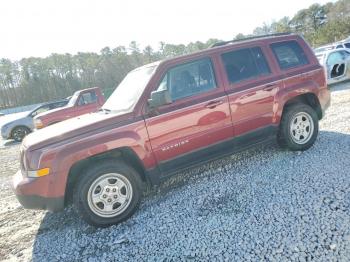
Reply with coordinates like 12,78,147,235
148,90,172,108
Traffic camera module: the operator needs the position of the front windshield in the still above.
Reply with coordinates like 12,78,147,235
67,92,79,107
103,64,157,112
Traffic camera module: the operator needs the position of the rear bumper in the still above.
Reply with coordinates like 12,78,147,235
12,170,64,212
319,87,331,119
322,96,331,118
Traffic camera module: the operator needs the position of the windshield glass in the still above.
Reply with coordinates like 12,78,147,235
67,92,79,107
103,64,157,112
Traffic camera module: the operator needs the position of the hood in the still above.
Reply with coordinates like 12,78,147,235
24,110,135,151
0,111,30,128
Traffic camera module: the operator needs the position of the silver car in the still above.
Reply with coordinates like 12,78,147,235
1,100,68,142
316,48,350,85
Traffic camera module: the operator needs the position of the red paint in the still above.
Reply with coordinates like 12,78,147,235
13,34,330,210
34,87,105,128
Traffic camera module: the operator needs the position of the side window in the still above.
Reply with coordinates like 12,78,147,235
157,58,216,101
251,47,271,75
221,47,270,84
344,43,350,49
31,105,50,117
336,45,343,49
271,41,309,70
78,91,97,105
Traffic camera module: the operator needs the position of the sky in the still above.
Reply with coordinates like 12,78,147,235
0,0,334,60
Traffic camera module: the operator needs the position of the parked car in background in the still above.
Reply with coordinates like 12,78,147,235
33,87,105,129
1,99,68,142
0,112,4,117
316,48,350,85
13,33,330,227
333,41,350,50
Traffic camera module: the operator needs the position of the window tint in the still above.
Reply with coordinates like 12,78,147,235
221,47,270,84
251,47,271,75
157,58,216,101
344,43,350,49
336,45,343,49
78,91,97,105
271,41,309,69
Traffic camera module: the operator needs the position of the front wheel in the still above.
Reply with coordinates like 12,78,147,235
73,160,142,227
11,126,31,142
277,104,319,151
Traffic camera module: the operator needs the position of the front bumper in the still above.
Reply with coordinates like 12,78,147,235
12,170,64,212
1,126,10,140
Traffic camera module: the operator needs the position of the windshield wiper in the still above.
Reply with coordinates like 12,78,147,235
99,108,112,114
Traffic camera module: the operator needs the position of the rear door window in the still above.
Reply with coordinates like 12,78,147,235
271,41,309,70
221,47,271,84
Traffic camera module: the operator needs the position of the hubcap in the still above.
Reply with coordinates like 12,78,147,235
13,128,27,141
87,173,133,218
289,112,314,145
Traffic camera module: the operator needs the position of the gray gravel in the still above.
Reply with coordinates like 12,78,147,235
1,83,350,261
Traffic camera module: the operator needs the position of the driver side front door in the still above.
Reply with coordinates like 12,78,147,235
144,57,233,177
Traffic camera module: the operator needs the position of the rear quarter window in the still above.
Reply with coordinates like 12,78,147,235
271,41,309,70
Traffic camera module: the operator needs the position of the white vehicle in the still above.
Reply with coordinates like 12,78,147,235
333,41,350,50
316,48,350,85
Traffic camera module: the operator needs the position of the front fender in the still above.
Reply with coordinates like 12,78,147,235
37,121,156,198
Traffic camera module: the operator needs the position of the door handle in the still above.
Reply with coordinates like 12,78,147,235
262,84,276,91
205,100,223,109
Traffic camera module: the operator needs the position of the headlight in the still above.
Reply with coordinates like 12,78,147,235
34,119,44,129
27,168,50,178
1,123,9,130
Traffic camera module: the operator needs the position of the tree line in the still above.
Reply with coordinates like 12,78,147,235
1,0,350,109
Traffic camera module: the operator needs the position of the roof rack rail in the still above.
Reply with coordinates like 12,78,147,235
210,32,292,48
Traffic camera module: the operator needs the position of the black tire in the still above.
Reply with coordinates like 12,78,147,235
11,126,31,142
277,103,319,151
73,159,143,227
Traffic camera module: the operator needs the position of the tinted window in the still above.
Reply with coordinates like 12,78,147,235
78,91,97,105
157,58,216,101
221,47,270,84
251,47,271,75
271,41,309,69
336,45,343,49
344,43,350,49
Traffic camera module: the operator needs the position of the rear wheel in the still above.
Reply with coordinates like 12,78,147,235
277,104,319,151
11,126,31,142
73,160,142,227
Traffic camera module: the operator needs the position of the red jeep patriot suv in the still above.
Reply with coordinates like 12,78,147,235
13,33,330,227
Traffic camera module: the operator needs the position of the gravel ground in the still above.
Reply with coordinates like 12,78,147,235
0,83,350,261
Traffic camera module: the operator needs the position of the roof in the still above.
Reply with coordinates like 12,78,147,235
210,32,292,48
